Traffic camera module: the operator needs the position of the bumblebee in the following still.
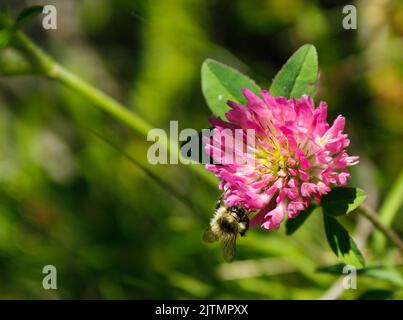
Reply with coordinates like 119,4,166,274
203,200,249,262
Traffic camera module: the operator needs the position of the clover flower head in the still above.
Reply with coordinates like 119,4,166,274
204,88,359,230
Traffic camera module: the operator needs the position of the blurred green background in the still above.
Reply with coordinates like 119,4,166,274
0,0,402,299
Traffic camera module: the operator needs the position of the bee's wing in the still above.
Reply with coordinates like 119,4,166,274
203,228,218,243
221,234,237,262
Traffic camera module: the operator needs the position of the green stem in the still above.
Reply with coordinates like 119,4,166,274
92,130,204,218
374,168,403,252
358,204,403,255
54,63,153,136
15,31,152,137
14,31,216,186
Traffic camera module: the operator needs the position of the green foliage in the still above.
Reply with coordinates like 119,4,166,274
0,5,43,49
374,168,403,251
0,28,12,48
0,0,402,300
316,263,346,274
363,267,403,288
321,187,367,216
286,187,366,267
199,44,370,280
317,264,403,288
323,214,365,269
0,5,9,28
285,204,318,235
15,6,43,29
269,44,318,98
305,187,367,268
201,59,261,119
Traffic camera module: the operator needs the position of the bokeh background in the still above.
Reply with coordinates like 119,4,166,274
0,0,402,299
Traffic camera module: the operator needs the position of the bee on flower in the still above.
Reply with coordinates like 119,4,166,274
203,88,359,234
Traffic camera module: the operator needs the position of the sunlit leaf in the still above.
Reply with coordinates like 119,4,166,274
322,187,367,216
323,214,365,269
201,59,261,119
270,44,318,98
285,203,318,235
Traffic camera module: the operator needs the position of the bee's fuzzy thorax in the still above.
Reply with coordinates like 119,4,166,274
203,204,250,262
210,210,236,234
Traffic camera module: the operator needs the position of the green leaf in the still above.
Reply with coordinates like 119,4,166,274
323,214,365,269
270,44,318,98
317,264,403,287
15,6,43,29
285,203,318,235
0,6,43,49
363,267,403,288
201,59,261,119
322,187,367,216
374,168,403,251
316,263,346,274
0,27,12,48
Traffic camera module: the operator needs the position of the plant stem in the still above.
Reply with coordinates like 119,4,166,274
358,204,403,255
92,130,204,219
374,168,403,252
15,31,153,137
13,31,216,186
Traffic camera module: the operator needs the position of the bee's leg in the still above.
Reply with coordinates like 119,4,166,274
245,209,254,219
215,193,224,210
239,217,249,237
